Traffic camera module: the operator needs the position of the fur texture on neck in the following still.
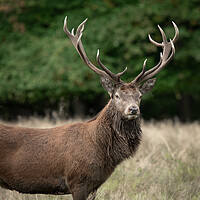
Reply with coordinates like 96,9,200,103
95,100,142,168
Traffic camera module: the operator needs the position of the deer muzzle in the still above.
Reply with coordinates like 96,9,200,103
125,105,140,120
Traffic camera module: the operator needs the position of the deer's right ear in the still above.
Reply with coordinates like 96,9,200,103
139,78,156,94
100,76,115,97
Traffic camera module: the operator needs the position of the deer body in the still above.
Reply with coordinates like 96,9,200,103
0,124,71,194
0,17,178,200
0,100,141,198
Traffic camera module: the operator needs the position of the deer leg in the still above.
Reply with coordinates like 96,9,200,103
71,186,89,200
88,190,97,200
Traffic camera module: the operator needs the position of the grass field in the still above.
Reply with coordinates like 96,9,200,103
0,117,199,200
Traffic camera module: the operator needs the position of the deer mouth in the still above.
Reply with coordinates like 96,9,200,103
127,113,139,120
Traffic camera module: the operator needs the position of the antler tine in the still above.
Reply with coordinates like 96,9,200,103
71,28,75,36
116,67,128,80
64,17,127,83
165,39,175,62
134,59,147,83
148,34,162,47
158,25,168,45
97,49,127,82
63,16,70,36
136,52,163,83
96,49,116,81
133,22,179,84
172,21,179,43
76,18,88,38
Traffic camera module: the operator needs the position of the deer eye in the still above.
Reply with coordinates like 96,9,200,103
115,94,120,99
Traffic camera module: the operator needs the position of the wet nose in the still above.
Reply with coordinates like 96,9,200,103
128,106,138,115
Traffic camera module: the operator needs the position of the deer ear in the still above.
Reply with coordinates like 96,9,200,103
100,76,115,96
139,78,156,94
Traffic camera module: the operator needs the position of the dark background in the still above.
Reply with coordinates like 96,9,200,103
0,0,199,121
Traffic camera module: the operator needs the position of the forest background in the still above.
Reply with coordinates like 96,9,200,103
0,0,199,121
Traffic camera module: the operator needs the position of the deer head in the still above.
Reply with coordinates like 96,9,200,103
63,17,179,120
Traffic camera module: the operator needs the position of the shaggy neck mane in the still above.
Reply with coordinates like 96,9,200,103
94,100,142,168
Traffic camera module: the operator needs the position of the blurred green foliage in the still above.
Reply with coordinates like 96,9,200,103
0,0,200,120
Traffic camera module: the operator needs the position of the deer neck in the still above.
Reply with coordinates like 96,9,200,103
95,100,142,166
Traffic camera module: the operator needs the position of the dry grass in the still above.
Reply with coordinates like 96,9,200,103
0,118,200,200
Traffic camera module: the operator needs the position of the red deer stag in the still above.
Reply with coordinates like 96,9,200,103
0,17,179,200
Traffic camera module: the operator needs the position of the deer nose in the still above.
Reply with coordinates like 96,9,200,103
128,106,138,115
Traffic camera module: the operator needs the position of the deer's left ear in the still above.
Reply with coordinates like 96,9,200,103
139,78,156,94
100,76,115,97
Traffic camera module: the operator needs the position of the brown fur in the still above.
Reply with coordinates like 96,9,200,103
0,99,142,200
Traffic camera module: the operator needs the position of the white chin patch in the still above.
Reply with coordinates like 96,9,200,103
127,115,138,120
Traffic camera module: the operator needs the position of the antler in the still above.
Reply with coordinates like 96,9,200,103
133,22,179,84
63,16,127,83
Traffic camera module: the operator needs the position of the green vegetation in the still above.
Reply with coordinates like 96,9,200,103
0,119,199,199
0,0,200,120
